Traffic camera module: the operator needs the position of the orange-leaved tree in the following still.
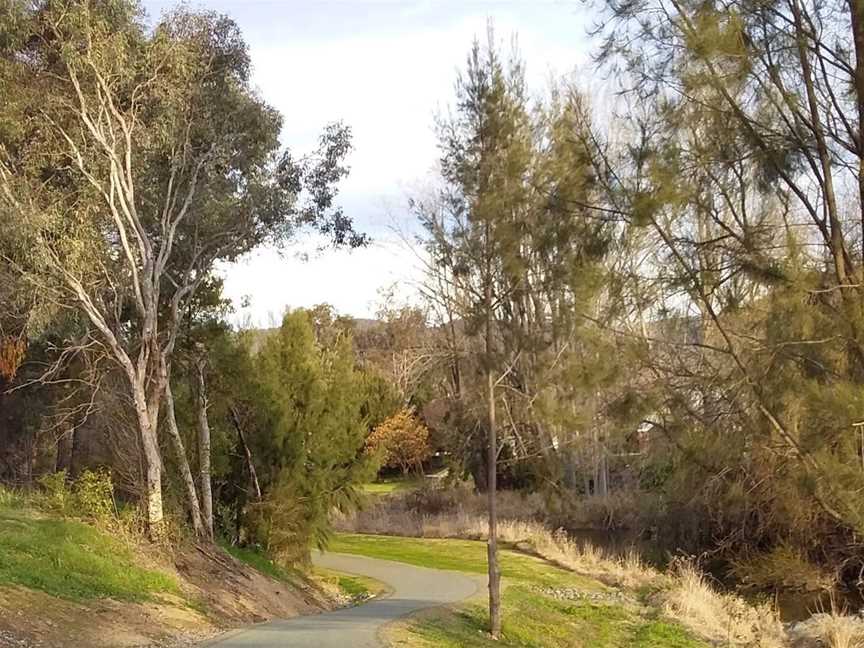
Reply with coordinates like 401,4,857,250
365,409,431,475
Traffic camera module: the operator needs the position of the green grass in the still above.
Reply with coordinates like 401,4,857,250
330,533,601,590
219,541,294,582
0,504,178,602
360,477,421,495
333,534,708,648
396,597,707,648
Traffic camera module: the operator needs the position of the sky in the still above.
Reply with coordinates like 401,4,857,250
142,0,594,324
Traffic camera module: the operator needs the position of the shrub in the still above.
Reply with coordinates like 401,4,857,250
72,469,116,522
37,470,71,513
35,469,117,523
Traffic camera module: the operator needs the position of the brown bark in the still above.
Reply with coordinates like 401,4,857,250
484,234,501,639
849,0,864,250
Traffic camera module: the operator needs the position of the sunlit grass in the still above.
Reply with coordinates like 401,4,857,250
332,533,708,647
0,504,178,602
360,477,422,496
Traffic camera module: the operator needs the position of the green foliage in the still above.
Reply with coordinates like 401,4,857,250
36,470,116,523
220,310,378,562
71,469,116,522
36,470,72,512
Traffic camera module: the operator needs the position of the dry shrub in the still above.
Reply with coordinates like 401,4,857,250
731,545,837,593
789,611,864,648
365,409,432,474
662,560,786,647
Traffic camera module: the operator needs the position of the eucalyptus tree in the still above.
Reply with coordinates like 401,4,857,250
0,0,362,535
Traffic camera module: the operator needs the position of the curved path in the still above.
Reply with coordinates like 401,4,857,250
204,551,480,648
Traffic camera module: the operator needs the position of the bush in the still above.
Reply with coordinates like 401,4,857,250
35,469,116,523
73,469,116,522
37,470,71,513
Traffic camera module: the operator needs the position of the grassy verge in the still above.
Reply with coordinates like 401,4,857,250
331,533,601,590
331,534,708,648
361,477,422,496
0,502,178,602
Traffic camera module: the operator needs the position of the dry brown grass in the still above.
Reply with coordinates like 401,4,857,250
789,611,864,648
661,560,786,647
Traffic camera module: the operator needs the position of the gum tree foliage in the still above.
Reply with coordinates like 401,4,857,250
0,0,363,534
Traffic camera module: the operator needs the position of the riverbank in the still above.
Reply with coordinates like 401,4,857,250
331,534,710,647
337,486,864,647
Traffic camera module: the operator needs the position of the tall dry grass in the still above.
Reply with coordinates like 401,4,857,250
790,611,864,648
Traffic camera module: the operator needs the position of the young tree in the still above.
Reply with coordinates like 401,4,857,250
238,310,375,560
418,30,608,634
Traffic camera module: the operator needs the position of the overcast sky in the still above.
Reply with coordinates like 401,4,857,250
142,0,593,324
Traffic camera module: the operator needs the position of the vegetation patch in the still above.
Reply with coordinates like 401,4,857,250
0,502,178,602
219,541,294,583
313,567,388,604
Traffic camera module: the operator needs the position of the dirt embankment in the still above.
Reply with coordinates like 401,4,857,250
0,544,334,648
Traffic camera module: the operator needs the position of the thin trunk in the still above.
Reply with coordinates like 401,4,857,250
848,0,864,259
195,358,213,540
164,381,204,537
230,404,262,502
485,240,502,639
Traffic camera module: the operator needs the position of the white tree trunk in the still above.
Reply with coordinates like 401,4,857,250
195,359,213,540
164,381,204,537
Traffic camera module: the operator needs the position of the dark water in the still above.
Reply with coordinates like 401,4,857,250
564,528,863,623
770,588,864,623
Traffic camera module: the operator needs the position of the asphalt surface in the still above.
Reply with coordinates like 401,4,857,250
203,551,480,648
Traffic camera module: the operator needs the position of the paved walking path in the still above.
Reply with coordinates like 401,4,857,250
204,551,479,648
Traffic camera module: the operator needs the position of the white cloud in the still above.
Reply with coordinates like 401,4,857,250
202,2,593,322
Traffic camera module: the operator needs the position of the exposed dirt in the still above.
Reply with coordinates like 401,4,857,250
0,545,334,648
